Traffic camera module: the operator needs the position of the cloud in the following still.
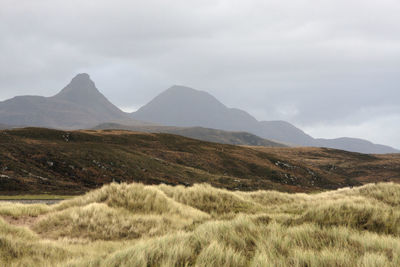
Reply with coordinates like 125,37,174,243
0,0,399,148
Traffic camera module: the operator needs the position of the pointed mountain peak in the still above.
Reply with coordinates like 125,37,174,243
65,73,96,92
50,73,127,118
70,73,92,84
54,73,103,102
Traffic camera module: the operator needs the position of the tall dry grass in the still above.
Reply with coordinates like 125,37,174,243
1,182,400,266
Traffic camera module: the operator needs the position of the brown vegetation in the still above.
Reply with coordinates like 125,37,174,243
1,128,399,195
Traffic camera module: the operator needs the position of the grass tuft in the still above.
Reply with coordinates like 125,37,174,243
1,182,400,266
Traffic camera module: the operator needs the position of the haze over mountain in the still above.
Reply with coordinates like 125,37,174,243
94,123,286,148
0,75,398,154
132,86,399,154
0,74,142,129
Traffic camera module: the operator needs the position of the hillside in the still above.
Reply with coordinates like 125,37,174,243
132,85,399,153
93,123,286,147
1,182,400,266
0,124,14,130
0,128,399,195
0,74,143,129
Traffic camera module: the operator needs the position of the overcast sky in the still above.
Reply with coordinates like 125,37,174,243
1,0,399,148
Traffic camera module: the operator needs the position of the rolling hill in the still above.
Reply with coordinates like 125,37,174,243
1,128,399,195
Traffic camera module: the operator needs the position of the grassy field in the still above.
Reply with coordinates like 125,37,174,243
1,182,399,266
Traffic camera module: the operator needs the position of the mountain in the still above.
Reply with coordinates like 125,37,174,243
0,74,143,129
258,120,316,146
132,85,399,154
316,137,398,154
93,123,286,147
133,85,260,131
1,76,397,153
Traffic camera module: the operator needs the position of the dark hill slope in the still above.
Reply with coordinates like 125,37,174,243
0,128,399,195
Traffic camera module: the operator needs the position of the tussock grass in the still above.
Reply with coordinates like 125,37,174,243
0,202,50,218
158,183,263,216
0,217,37,240
345,182,400,206
34,203,184,240
292,199,400,235
54,183,209,220
1,182,400,266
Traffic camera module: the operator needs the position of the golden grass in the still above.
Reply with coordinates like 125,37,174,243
0,202,51,217
1,182,400,266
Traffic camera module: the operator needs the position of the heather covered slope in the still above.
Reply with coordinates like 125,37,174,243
0,128,334,194
1,182,400,266
1,128,400,195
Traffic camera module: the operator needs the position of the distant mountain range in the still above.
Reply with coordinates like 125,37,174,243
0,74,398,154
132,85,399,154
93,123,286,147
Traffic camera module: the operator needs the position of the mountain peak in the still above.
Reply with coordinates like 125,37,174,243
137,85,227,113
53,73,101,102
133,84,259,129
167,85,197,91
65,73,96,91
162,85,206,96
71,73,91,83
160,85,222,103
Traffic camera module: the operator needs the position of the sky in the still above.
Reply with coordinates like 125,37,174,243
1,0,399,148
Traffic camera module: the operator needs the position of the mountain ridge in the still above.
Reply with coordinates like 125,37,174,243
93,122,287,147
0,75,398,153
132,85,398,154
0,74,142,129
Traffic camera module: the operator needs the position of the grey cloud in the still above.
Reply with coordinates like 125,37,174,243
0,0,399,148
